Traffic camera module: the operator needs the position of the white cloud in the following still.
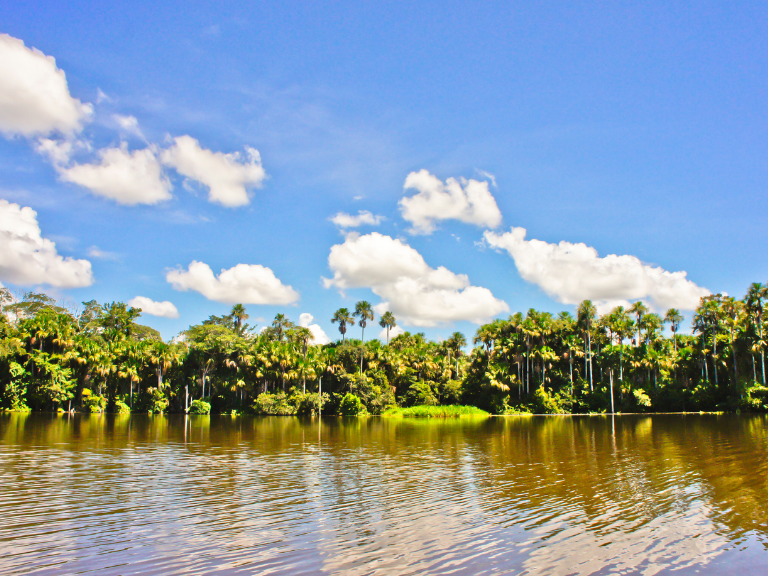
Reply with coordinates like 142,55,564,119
0,34,92,137
35,137,75,166
378,325,405,341
0,199,93,288
484,227,710,312
298,312,331,345
475,169,497,188
128,296,179,318
330,210,384,229
324,232,508,327
113,114,144,139
60,144,172,205
95,89,111,104
161,135,266,207
167,260,299,305
87,246,120,261
399,169,502,235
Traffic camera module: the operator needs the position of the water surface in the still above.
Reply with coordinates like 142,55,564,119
1,413,767,575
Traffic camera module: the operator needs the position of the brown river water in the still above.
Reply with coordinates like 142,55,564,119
0,413,767,575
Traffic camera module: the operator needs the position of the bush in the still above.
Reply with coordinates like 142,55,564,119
295,392,330,415
339,393,368,416
81,389,106,413
531,386,571,414
440,379,463,405
404,379,438,407
112,399,131,414
188,399,211,414
253,392,296,415
632,388,652,409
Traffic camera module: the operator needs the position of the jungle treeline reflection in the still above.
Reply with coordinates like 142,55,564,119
1,413,766,575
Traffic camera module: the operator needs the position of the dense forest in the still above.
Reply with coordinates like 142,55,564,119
1,284,767,415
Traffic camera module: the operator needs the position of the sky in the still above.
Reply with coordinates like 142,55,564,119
1,1,767,343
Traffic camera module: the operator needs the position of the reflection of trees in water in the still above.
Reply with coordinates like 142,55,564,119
469,416,768,540
0,414,767,574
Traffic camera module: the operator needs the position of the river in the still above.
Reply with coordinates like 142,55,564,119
1,413,767,575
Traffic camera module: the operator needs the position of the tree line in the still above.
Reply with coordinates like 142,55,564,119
1,284,767,415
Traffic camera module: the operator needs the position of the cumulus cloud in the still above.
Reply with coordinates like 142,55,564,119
330,210,384,229
60,144,172,205
298,313,331,345
0,34,92,137
0,199,93,288
162,135,266,207
35,137,77,166
324,232,508,327
484,227,710,312
127,296,179,318
399,169,502,234
167,261,299,305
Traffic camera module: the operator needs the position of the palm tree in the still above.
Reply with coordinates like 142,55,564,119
577,300,597,391
230,304,249,335
354,301,374,373
271,313,293,342
722,297,743,390
629,301,649,346
379,311,397,345
664,309,683,353
745,283,767,386
446,331,466,375
331,308,354,343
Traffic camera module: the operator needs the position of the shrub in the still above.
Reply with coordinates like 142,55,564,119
632,388,652,409
339,370,395,414
112,400,131,414
253,392,296,415
405,379,438,407
339,393,368,416
81,389,106,413
295,392,330,415
440,379,463,405
531,386,571,414
188,399,211,414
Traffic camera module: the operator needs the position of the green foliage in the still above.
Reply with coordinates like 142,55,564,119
531,386,572,414
339,393,368,416
112,400,131,414
739,384,768,412
188,399,211,415
253,393,296,415
1,361,28,410
405,379,438,407
441,379,463,405
1,289,766,416
383,405,488,418
294,391,330,415
81,388,106,413
632,388,652,409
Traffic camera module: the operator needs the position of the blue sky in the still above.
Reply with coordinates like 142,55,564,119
1,1,767,342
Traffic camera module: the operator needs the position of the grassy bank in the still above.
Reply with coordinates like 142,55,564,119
382,405,489,418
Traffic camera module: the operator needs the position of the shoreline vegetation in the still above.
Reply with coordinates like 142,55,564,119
2,287,768,417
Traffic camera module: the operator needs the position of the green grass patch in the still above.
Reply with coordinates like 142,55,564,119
382,405,489,418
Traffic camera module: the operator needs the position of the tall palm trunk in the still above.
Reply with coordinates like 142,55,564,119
609,369,615,414
587,330,593,391
712,330,718,386
359,326,365,374
760,321,766,386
